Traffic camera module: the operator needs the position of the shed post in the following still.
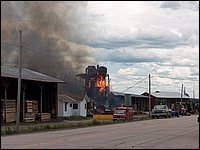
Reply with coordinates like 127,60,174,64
22,82,27,121
39,83,44,121
3,80,9,123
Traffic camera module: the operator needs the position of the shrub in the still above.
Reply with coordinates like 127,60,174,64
63,116,87,120
1,129,6,135
5,127,16,135
43,125,51,130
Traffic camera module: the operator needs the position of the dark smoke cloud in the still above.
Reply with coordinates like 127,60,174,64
1,1,97,94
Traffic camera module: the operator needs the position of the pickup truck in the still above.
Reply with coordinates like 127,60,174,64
151,105,172,119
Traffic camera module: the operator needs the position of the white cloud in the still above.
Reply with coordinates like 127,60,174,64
118,68,140,75
87,1,199,98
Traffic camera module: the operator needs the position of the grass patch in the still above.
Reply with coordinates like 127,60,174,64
63,116,88,120
1,119,113,136
1,127,16,135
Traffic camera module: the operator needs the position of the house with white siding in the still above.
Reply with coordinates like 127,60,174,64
58,93,89,117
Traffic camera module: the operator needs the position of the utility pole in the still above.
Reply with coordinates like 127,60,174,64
193,87,195,100
180,84,183,104
192,86,195,111
149,74,151,116
16,30,22,132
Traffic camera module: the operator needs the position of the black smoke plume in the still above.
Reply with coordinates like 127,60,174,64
1,1,97,94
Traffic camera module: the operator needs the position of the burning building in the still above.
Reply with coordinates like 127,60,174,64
76,65,110,108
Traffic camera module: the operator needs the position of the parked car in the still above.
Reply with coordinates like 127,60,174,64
151,105,172,119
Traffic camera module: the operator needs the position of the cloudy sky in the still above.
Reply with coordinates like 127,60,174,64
85,1,199,98
1,1,199,98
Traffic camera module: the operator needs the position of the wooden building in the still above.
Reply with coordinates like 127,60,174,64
142,90,191,110
1,66,64,123
109,91,149,111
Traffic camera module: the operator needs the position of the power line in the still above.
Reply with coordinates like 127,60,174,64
120,76,149,93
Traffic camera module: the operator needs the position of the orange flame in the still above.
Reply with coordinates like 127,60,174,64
95,76,108,93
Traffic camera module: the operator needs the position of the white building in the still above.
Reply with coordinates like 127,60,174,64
58,93,89,117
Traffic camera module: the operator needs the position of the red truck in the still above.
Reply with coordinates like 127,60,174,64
175,103,187,116
113,106,134,121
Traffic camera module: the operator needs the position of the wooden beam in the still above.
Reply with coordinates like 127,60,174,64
39,83,44,121
2,80,9,123
22,82,27,121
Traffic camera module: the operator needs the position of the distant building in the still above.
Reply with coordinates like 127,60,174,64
109,91,149,111
142,90,190,109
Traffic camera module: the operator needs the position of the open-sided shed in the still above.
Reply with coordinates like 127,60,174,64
1,66,65,123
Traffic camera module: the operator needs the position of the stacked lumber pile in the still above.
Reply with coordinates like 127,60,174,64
24,113,35,122
1,99,16,123
24,100,38,122
32,100,39,113
41,113,51,121
26,100,33,113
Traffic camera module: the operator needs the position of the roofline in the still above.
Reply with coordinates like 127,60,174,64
1,66,65,83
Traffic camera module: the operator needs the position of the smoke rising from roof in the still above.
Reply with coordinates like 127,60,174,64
1,1,97,94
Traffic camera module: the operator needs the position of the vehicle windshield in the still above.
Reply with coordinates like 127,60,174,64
114,109,127,114
154,105,167,109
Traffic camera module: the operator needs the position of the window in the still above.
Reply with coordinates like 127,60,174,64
65,102,68,111
70,103,72,107
73,103,78,109
85,103,87,109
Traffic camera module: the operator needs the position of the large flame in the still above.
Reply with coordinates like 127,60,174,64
95,75,108,93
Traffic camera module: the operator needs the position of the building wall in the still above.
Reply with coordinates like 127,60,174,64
58,100,63,116
64,102,73,116
131,97,149,111
79,98,87,117
58,100,73,117
72,103,80,116
141,93,156,110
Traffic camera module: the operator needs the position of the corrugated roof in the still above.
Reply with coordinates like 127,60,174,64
58,94,77,103
66,93,88,102
151,91,190,99
58,93,89,103
112,91,149,99
1,66,65,83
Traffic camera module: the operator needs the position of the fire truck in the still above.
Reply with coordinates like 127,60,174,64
112,106,134,121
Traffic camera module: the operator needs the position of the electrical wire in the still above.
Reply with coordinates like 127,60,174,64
120,76,149,93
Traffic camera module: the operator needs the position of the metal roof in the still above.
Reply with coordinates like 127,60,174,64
1,66,65,83
151,91,190,99
58,93,89,103
58,94,77,103
112,91,149,99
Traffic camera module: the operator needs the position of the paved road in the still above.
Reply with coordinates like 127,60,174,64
1,115,199,149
